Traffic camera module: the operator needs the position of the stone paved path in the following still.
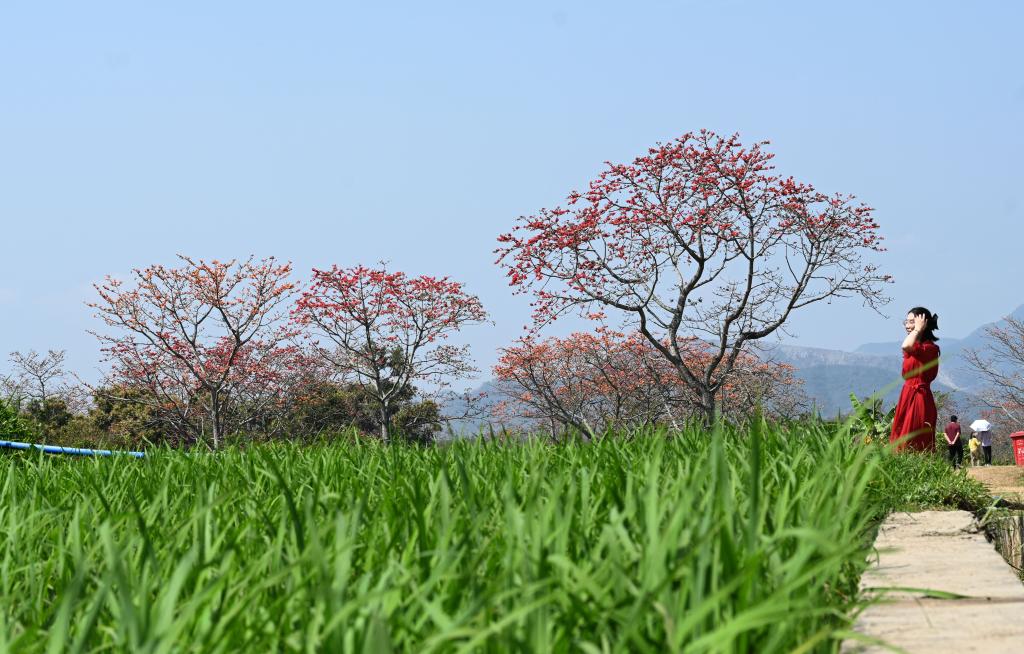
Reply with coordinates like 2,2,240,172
842,511,1024,653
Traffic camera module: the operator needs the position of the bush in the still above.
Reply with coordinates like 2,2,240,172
870,451,991,512
23,397,73,439
87,386,161,448
0,399,34,441
279,381,441,443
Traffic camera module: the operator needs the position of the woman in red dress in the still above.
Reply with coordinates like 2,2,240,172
890,307,940,451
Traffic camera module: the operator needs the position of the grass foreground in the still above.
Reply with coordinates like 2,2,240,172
0,424,989,653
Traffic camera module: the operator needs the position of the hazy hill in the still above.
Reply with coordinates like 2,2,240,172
765,304,1024,415
762,343,975,417
851,303,1024,394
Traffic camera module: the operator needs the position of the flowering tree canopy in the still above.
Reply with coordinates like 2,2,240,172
295,264,488,441
493,329,804,437
90,255,298,447
497,130,887,423
493,330,667,437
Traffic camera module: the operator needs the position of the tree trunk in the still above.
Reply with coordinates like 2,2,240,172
700,388,717,429
380,404,391,444
210,388,221,450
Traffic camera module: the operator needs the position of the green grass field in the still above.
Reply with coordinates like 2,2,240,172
0,424,988,653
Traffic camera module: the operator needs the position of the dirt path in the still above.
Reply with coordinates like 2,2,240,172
968,465,1024,501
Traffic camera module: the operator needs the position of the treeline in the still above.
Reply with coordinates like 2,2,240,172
0,253,806,451
3,131,895,448
0,335,807,449
0,350,442,448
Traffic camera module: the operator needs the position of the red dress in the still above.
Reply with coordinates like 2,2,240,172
890,340,939,452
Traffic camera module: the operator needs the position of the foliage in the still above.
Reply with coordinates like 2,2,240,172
932,390,959,425
392,398,442,444
23,397,74,437
493,329,670,436
496,130,889,424
0,399,34,441
0,422,978,653
278,380,375,436
848,393,895,445
87,385,162,447
963,315,1024,426
279,380,441,444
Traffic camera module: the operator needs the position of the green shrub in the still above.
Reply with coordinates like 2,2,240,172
871,451,990,512
0,399,34,441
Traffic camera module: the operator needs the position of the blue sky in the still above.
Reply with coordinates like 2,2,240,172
1,1,1022,382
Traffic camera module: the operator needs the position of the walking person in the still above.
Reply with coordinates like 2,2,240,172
891,307,941,452
944,415,963,469
969,419,994,466
968,434,981,466
979,429,994,465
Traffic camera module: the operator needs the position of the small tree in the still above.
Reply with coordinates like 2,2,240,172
88,384,162,447
715,351,806,422
497,130,888,424
8,349,68,404
963,316,1024,425
296,264,488,442
90,255,297,448
3,349,92,436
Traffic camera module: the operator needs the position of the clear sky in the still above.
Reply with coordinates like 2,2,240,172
1,0,1022,383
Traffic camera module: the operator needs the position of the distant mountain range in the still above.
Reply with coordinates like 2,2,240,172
785,304,1024,413
764,304,1024,417
858,304,1024,386
758,344,904,416
450,304,1024,432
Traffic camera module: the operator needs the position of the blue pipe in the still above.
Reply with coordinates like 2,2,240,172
0,439,145,458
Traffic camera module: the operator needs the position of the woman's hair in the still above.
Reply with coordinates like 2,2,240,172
908,306,939,342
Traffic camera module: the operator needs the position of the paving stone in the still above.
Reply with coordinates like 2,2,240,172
842,511,1024,653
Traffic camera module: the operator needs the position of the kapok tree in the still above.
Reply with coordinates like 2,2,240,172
493,330,803,437
496,130,888,425
493,330,678,438
712,350,805,422
295,264,488,442
90,255,297,448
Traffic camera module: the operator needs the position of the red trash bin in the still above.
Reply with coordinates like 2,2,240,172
1011,431,1024,466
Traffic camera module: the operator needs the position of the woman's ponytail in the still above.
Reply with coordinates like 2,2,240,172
909,306,939,342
